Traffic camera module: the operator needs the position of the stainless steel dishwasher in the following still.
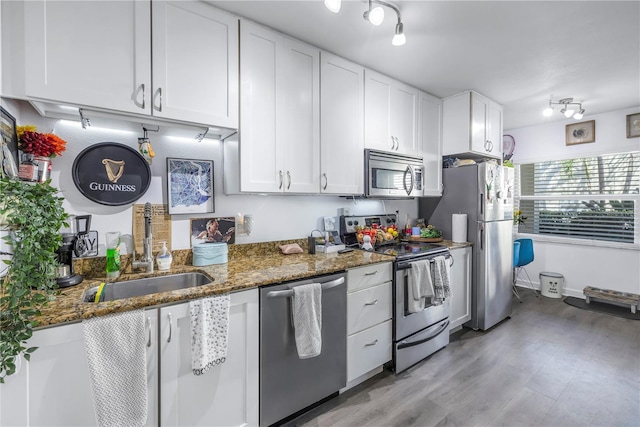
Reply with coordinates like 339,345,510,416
260,272,347,426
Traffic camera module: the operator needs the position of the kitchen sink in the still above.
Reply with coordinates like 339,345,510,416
82,272,213,302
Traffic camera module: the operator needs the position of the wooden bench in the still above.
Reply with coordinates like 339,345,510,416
583,286,640,314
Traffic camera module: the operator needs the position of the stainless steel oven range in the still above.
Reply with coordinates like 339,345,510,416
340,214,452,374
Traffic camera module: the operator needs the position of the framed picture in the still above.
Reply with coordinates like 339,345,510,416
167,158,214,215
0,106,20,178
626,112,640,138
566,120,596,145
190,216,235,246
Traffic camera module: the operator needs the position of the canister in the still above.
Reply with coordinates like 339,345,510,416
192,242,228,266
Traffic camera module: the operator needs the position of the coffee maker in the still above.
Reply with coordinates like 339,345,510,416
55,215,91,288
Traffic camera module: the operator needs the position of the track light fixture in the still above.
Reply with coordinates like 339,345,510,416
325,0,406,46
543,98,586,120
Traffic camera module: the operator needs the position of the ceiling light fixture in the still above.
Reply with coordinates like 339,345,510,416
326,0,406,46
364,1,385,26
543,98,586,120
324,0,341,14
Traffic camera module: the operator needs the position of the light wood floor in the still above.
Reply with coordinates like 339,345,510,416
288,291,640,427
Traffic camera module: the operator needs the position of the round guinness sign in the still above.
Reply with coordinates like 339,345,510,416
72,142,151,206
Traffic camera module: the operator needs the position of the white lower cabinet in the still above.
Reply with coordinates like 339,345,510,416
345,262,393,387
0,289,258,427
449,247,472,331
0,309,158,427
160,289,259,427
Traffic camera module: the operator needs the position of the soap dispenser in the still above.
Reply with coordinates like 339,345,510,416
156,241,173,271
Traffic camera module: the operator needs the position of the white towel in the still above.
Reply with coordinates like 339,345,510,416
433,255,452,305
408,259,434,313
190,294,230,376
292,283,322,359
82,310,148,427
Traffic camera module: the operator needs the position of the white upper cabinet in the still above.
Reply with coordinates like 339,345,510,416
442,90,503,159
23,0,151,115
151,1,238,127
320,52,364,195
418,91,443,196
238,20,319,194
20,0,238,128
364,70,418,155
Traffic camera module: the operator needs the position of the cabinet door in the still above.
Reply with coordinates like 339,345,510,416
320,52,364,195
280,37,320,193
390,83,419,155
487,101,503,156
419,91,443,196
160,290,259,427
24,0,151,114
449,247,472,330
470,92,490,154
239,21,282,193
364,70,394,152
152,1,238,127
0,311,158,427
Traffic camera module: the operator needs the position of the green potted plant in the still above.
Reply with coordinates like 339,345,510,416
0,178,67,383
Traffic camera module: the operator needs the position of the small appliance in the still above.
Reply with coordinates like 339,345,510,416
365,149,424,198
55,215,91,288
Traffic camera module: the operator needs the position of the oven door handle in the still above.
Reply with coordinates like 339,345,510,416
397,320,450,350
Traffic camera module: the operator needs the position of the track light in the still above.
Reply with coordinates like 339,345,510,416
392,21,406,46
543,98,586,120
326,0,406,46
364,4,385,26
324,0,341,14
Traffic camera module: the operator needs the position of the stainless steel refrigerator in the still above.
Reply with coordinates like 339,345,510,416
419,163,514,330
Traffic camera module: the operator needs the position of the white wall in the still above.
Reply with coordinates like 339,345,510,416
8,101,418,255
507,107,640,297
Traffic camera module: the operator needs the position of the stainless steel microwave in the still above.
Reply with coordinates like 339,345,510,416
365,149,424,198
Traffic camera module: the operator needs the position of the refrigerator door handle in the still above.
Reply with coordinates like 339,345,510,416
479,223,484,250
480,194,484,216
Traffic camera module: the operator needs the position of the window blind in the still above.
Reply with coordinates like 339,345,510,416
516,152,639,244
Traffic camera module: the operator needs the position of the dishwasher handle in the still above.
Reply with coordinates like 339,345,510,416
266,276,345,299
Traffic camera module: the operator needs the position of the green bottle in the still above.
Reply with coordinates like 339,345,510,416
105,231,121,280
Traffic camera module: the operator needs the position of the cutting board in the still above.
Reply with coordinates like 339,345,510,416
132,204,172,254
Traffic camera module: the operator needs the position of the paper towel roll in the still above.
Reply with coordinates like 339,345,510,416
452,214,467,243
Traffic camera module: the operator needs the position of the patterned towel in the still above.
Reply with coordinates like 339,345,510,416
82,310,148,427
433,255,452,305
190,294,230,376
292,283,322,359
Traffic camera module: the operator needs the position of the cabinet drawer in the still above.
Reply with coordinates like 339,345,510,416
347,320,392,382
347,262,392,292
347,282,392,334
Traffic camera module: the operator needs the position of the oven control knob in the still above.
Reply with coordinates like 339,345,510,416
386,218,393,224
347,221,353,226
353,220,359,226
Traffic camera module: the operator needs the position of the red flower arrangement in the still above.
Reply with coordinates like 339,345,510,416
17,126,66,158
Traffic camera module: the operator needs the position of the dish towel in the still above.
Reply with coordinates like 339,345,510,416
408,259,434,313
292,283,322,359
190,293,231,376
433,255,452,305
82,310,148,427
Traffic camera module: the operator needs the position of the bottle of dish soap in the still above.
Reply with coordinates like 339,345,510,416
156,241,173,271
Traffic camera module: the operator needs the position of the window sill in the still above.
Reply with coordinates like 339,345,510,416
514,232,640,251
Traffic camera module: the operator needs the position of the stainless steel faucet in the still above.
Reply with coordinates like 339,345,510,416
132,203,154,273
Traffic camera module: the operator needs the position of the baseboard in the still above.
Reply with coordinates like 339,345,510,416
339,366,384,393
514,282,585,299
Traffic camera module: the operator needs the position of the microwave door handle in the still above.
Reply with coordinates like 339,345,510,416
403,166,414,195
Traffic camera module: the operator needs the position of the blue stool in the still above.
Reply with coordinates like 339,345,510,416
514,238,538,299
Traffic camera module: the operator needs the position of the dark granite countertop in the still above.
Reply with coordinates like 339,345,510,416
36,247,394,329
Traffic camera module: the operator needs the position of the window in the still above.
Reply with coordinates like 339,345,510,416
516,152,639,246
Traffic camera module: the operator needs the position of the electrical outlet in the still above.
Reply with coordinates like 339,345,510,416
323,216,336,231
